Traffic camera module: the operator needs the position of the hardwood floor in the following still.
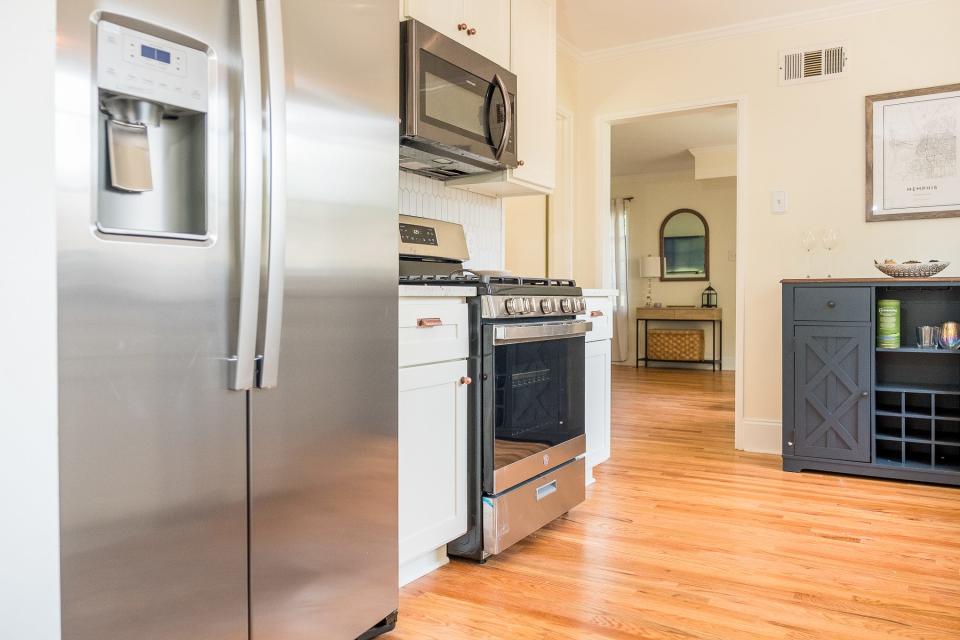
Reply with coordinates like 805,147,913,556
392,367,960,639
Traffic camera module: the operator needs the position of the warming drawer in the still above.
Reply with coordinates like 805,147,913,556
482,458,585,555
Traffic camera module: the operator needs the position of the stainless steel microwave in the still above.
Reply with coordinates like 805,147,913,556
400,19,518,180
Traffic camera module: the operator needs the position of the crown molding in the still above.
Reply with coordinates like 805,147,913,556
557,35,586,62
563,0,932,64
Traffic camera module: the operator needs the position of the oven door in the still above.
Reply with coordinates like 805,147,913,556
482,319,589,495
402,20,517,167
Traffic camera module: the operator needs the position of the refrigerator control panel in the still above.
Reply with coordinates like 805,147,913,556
97,20,208,113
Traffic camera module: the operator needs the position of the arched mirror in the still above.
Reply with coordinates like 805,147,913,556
659,208,709,281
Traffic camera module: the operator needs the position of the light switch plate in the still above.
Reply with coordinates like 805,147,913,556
771,190,788,214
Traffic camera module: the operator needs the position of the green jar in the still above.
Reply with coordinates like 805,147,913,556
877,299,901,349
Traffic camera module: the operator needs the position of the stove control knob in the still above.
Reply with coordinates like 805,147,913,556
573,298,586,313
504,298,523,315
540,298,556,314
523,298,536,314
559,298,573,313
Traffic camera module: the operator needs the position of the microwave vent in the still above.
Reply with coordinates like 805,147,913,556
779,43,847,85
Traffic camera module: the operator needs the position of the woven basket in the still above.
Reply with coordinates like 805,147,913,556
648,329,704,362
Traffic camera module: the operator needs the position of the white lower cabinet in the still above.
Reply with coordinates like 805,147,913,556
398,358,469,586
584,338,612,485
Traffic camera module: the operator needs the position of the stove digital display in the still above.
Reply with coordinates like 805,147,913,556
399,223,438,246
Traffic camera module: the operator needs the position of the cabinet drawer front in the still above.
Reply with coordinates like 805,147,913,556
794,287,870,322
399,300,469,367
581,297,613,342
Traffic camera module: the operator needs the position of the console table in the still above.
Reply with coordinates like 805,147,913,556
635,306,722,371
782,277,960,487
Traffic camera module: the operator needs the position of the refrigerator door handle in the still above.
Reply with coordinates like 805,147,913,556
230,0,266,391
256,0,287,389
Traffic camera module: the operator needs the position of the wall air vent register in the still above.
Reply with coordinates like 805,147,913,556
779,43,847,86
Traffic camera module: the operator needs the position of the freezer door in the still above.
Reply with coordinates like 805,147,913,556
55,1,253,639
249,1,400,639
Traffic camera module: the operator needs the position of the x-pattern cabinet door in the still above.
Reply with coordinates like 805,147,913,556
794,324,871,462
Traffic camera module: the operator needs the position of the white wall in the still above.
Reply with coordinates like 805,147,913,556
564,0,960,451
399,171,504,270
0,0,61,637
613,170,736,369
505,195,548,276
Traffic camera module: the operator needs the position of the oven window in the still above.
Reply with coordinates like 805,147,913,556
419,51,492,145
493,337,585,470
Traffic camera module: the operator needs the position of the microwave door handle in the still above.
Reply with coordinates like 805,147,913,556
257,0,287,389
492,73,511,161
230,0,265,391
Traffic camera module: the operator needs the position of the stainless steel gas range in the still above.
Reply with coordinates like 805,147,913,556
399,215,587,560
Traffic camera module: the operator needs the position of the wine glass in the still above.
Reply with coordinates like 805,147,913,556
821,228,840,278
800,231,817,278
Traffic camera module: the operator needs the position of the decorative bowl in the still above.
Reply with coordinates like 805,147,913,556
874,260,950,278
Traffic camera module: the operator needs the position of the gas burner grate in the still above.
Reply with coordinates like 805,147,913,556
399,273,481,284
480,276,578,287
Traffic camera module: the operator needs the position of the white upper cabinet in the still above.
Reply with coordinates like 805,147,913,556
402,0,511,69
449,0,557,197
402,0,558,197
462,0,511,69
508,0,556,192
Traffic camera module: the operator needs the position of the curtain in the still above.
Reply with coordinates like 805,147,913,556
610,198,631,363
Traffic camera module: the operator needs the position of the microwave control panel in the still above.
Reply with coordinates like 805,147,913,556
97,20,208,113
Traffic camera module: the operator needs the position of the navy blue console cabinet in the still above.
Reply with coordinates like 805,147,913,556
782,278,960,486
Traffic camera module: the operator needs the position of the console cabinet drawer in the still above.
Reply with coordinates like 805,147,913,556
794,287,870,322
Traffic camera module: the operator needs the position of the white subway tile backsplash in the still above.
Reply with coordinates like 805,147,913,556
399,171,503,270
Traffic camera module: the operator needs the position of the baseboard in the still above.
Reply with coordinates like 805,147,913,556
399,546,448,587
613,360,736,371
736,418,781,454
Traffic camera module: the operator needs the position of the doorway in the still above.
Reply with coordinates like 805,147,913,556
601,101,743,442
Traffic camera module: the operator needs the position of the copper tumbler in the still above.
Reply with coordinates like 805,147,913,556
939,322,960,350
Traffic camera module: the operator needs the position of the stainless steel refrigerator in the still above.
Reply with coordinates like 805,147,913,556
54,1,398,638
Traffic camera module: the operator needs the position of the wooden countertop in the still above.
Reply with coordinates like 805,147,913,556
635,306,721,320
781,277,960,284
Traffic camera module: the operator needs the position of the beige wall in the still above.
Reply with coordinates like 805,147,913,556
563,0,960,447
613,171,736,369
505,195,548,276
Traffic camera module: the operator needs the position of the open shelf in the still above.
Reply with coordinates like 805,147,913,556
877,347,960,355
873,385,960,473
875,383,960,394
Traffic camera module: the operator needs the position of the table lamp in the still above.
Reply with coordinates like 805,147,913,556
641,255,662,307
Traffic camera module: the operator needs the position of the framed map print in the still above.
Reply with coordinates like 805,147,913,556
866,83,960,221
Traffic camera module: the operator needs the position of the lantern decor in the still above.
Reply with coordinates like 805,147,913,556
701,284,718,308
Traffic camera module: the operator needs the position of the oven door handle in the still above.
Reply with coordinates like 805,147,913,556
492,320,592,345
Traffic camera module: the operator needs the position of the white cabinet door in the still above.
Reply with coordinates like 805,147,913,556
402,0,509,68
584,339,611,484
463,0,511,68
402,0,465,43
509,0,555,191
398,359,469,571
450,0,557,197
